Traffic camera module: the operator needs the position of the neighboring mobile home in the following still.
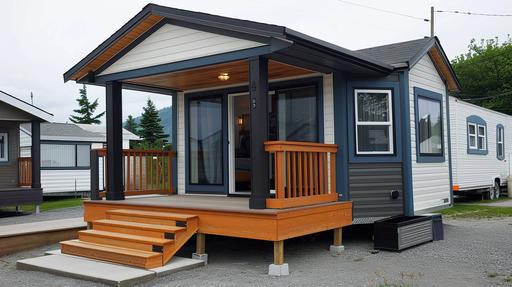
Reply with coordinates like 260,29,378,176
449,96,512,199
20,123,139,195
0,90,53,212
56,4,461,273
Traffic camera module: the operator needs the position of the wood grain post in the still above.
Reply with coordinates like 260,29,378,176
196,233,206,254
273,240,284,265
333,227,343,246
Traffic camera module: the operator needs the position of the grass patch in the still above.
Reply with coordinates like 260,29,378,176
441,204,512,218
478,197,511,204
1,198,83,213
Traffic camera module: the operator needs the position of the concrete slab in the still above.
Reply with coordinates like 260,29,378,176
0,218,86,238
17,255,155,287
150,257,205,277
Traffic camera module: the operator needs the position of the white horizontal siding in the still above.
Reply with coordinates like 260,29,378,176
409,55,451,213
41,169,90,194
100,24,266,75
450,96,512,190
177,92,185,195
323,73,335,144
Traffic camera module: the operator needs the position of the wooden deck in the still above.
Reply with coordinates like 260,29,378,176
84,195,353,241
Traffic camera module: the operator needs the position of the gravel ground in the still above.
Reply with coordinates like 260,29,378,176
1,217,511,287
0,206,83,226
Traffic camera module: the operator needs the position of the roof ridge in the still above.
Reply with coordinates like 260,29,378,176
356,37,432,52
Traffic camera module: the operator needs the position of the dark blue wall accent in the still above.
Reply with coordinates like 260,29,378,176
496,124,505,160
445,89,454,207
413,87,446,163
346,81,402,163
399,71,414,216
333,72,349,200
466,115,488,155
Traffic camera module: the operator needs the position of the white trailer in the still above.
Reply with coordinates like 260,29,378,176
449,96,512,199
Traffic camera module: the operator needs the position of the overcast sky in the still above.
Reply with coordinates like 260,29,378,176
1,0,511,123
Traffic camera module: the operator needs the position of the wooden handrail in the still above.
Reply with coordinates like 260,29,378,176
265,141,338,208
91,149,176,199
19,157,32,187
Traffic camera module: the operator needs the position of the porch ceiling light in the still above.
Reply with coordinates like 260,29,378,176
218,72,230,81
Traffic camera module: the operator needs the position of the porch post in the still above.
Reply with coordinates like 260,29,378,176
248,56,269,209
30,120,41,189
105,81,124,200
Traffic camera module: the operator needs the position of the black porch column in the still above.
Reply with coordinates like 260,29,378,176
105,81,124,200
248,56,269,209
30,120,41,189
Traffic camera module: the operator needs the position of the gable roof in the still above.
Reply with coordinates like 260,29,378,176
21,122,139,142
356,37,461,91
0,90,53,122
63,3,393,83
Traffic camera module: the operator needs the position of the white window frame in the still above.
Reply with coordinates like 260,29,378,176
468,123,477,149
497,126,504,158
354,89,394,155
477,125,486,150
0,132,8,162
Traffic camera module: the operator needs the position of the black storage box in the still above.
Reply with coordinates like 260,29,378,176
374,216,433,251
424,213,444,241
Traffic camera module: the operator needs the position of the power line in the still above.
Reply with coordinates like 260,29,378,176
437,10,512,17
334,0,429,22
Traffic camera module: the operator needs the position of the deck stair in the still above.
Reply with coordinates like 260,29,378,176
60,209,198,269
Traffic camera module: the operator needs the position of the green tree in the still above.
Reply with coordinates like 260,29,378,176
69,84,105,124
138,99,168,146
451,37,512,114
124,115,139,135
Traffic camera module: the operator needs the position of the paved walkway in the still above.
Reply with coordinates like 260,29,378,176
0,206,83,226
479,198,512,207
0,217,86,238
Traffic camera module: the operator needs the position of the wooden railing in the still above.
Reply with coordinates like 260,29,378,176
92,149,176,199
19,157,32,187
265,141,339,208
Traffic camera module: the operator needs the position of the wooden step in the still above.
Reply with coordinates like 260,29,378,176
79,230,174,252
60,240,162,269
93,219,186,238
106,209,197,226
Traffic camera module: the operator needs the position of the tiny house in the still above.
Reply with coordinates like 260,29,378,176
0,90,52,212
20,122,139,195
56,4,463,272
449,96,512,199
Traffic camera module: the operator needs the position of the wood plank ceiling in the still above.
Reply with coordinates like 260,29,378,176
124,60,316,91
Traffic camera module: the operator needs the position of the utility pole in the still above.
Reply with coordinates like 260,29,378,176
430,6,435,37
30,92,34,105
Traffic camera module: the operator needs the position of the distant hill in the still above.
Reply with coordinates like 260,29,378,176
132,106,172,142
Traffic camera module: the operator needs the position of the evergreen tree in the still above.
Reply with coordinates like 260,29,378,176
69,84,105,124
139,99,168,145
124,115,139,135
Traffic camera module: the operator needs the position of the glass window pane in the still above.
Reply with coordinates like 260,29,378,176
418,97,442,154
478,126,485,136
478,137,485,149
498,143,504,157
269,86,318,142
357,125,390,152
469,136,476,147
41,144,76,167
76,145,90,167
189,97,223,185
0,133,7,161
468,124,476,135
498,128,503,142
357,92,389,122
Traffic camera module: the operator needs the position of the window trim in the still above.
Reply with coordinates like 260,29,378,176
354,89,394,155
497,124,505,160
466,115,488,155
40,141,91,170
0,132,8,162
413,87,445,163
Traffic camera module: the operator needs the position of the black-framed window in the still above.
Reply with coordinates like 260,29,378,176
414,87,445,163
188,96,223,185
466,115,488,155
354,89,394,154
497,124,505,160
0,132,8,162
41,143,91,168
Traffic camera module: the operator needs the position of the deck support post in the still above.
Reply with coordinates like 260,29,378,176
269,240,288,276
105,81,124,201
248,56,269,209
31,120,42,215
192,233,208,264
330,227,345,256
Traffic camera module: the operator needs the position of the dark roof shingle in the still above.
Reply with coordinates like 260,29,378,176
355,37,433,66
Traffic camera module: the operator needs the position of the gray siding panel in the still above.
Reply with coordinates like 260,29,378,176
349,163,404,218
0,121,20,188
